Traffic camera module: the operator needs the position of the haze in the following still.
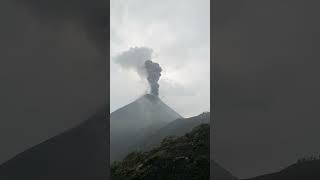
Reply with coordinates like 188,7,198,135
110,0,210,117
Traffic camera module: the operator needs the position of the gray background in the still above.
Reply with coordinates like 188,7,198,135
0,0,107,165
214,0,320,178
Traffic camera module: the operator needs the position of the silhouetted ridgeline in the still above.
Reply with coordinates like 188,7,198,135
243,159,320,180
0,109,107,180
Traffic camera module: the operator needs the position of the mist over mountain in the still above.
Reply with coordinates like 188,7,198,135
110,94,182,162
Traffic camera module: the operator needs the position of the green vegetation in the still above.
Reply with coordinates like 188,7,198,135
111,124,210,180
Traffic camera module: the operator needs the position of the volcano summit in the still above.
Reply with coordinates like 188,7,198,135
110,94,182,162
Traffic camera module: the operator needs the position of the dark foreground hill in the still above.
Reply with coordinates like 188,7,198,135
0,109,107,180
111,124,210,180
111,112,237,180
244,159,320,180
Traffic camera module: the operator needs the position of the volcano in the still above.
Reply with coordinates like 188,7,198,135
110,94,182,162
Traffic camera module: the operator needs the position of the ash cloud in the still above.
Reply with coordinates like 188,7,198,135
114,47,162,96
114,47,153,76
145,60,162,96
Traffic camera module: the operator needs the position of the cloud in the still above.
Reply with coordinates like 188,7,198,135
113,47,163,96
114,47,153,76
110,0,210,117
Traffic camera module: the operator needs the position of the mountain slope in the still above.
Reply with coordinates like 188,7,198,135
142,112,210,150
213,161,238,180
112,123,237,180
111,112,238,180
243,159,320,180
0,109,107,180
111,124,210,180
110,94,182,162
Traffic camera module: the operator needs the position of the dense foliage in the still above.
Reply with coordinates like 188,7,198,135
111,124,210,180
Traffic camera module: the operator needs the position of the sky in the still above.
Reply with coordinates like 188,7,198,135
110,0,210,117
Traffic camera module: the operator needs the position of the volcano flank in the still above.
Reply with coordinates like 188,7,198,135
110,94,182,162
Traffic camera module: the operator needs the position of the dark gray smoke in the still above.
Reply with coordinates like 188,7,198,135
145,60,162,96
114,47,163,96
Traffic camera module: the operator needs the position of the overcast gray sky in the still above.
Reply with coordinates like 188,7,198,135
110,0,210,117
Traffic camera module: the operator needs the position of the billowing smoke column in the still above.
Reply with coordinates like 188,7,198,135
114,47,163,96
145,60,162,96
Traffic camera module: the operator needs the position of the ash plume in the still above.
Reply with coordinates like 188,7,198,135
145,60,162,96
114,47,162,96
